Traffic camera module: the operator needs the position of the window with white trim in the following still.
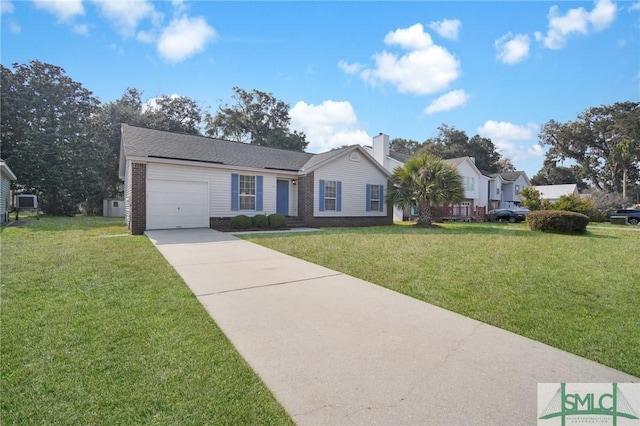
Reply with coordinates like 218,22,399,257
515,184,520,194
239,175,256,210
324,180,337,211
462,177,475,191
369,184,381,211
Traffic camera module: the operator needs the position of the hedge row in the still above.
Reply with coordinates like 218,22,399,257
527,210,590,234
230,213,287,230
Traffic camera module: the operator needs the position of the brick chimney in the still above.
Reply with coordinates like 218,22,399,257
372,133,389,168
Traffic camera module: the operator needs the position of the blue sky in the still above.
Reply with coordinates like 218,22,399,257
1,0,639,177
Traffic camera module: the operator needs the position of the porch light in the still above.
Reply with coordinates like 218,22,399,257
291,179,297,185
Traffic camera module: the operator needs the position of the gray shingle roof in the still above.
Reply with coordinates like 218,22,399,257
300,145,355,171
388,150,411,163
121,124,314,171
499,171,527,182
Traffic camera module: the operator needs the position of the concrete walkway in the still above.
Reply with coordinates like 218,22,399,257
146,228,638,426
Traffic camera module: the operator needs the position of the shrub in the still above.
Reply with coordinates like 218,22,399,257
519,186,542,210
230,214,252,229
252,214,269,228
527,210,590,234
550,194,595,216
585,209,607,223
267,213,287,229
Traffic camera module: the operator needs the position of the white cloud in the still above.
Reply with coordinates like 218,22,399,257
157,15,216,62
1,1,14,14
362,46,460,95
630,2,640,11
136,29,156,43
6,20,20,33
346,23,460,96
477,120,542,161
428,19,461,40
424,89,469,114
535,0,617,50
289,100,371,153
73,23,88,35
384,23,433,49
93,0,160,37
495,33,530,64
337,60,364,74
31,0,84,22
589,0,617,30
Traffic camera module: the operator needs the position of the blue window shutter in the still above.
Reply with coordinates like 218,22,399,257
256,175,263,211
231,173,239,211
319,180,325,212
379,185,384,212
365,184,371,212
336,181,342,212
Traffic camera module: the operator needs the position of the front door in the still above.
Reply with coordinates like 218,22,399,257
276,180,289,215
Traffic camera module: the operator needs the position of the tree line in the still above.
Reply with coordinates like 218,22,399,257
1,59,637,216
1,60,309,215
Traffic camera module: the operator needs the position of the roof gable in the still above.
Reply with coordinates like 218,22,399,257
303,145,391,177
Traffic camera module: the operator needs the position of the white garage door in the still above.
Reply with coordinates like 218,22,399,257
147,180,209,230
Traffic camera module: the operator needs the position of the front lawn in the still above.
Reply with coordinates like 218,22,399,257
1,217,292,425
242,223,640,377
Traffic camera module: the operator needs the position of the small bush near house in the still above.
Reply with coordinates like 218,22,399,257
527,210,590,234
252,214,269,228
230,215,252,229
585,209,607,223
268,213,287,229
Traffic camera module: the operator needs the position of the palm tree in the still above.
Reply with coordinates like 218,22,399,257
386,153,464,226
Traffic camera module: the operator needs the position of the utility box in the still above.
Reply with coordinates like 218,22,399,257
610,216,627,225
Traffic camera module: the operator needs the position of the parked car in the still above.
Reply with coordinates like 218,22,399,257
605,209,640,225
486,209,528,223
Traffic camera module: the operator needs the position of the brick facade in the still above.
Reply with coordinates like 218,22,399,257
297,172,314,222
130,162,146,235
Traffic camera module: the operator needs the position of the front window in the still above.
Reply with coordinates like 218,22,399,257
324,180,337,211
515,184,520,194
239,175,256,210
463,177,475,191
370,185,380,211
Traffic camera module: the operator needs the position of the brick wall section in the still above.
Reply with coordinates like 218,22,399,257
210,217,232,230
297,172,314,222
302,215,391,227
130,162,146,235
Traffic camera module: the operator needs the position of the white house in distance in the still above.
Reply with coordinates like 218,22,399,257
532,184,579,203
1,159,17,223
364,133,531,221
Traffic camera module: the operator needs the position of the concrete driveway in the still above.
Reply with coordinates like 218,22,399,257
146,228,638,425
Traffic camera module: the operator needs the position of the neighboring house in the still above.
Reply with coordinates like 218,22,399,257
1,159,17,223
119,124,392,234
498,171,531,208
532,184,579,203
365,134,532,220
365,134,491,221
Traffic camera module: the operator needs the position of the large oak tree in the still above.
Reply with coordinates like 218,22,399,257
1,61,102,215
539,102,640,198
205,87,308,151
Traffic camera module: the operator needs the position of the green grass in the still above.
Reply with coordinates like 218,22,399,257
1,216,292,425
242,222,640,377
